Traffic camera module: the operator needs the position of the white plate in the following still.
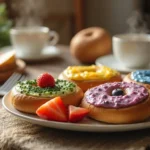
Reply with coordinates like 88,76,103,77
2,92,150,132
0,45,61,61
95,54,150,73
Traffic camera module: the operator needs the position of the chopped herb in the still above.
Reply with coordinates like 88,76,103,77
16,79,76,97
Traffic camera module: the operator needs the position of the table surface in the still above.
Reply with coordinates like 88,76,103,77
0,45,150,150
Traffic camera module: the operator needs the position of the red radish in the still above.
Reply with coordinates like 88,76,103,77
36,97,68,122
37,73,55,88
68,105,89,122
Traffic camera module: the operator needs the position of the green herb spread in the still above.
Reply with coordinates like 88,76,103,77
15,79,77,97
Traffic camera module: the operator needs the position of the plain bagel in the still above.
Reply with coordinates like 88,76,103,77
70,27,111,63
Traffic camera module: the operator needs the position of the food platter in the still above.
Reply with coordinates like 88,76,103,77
2,92,150,132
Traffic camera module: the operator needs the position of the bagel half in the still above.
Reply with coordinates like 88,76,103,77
11,81,84,114
81,91,150,124
59,73,122,92
124,73,150,89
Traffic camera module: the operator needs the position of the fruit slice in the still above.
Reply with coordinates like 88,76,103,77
68,105,89,122
37,73,55,88
36,97,68,122
0,51,16,66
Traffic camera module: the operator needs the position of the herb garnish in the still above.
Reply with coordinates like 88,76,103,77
15,79,76,97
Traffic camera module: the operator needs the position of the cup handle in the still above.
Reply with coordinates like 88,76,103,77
49,31,59,45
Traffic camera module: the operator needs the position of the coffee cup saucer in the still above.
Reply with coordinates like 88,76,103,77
95,54,150,73
0,45,61,61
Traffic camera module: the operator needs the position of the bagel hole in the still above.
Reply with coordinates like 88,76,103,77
110,88,125,96
85,32,93,37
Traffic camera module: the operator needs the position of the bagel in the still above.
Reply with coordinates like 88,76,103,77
0,50,16,71
81,82,150,124
0,50,17,83
11,79,84,114
70,27,111,63
124,70,150,89
0,69,15,83
59,65,122,92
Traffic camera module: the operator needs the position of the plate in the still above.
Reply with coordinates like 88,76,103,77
2,92,150,132
95,54,150,73
0,45,61,61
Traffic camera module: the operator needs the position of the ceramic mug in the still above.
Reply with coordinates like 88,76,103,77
10,26,59,60
113,33,150,68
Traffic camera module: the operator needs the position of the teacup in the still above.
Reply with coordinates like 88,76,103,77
10,26,59,60
112,33,150,68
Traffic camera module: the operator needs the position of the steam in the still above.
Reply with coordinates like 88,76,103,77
127,10,149,33
11,0,48,26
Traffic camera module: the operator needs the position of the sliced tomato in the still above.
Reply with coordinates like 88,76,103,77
68,105,89,122
36,97,68,122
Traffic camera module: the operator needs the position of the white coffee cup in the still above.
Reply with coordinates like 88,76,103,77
113,33,150,68
10,26,59,59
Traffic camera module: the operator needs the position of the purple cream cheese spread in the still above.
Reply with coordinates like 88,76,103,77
84,82,149,108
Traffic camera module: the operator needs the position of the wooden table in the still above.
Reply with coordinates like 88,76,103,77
0,45,150,150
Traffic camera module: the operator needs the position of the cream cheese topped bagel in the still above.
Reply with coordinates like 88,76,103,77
11,73,83,114
124,70,150,89
81,82,150,124
59,65,122,92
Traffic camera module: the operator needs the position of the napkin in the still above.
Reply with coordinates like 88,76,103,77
0,107,150,150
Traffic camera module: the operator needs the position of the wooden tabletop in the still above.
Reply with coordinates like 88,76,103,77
0,45,150,150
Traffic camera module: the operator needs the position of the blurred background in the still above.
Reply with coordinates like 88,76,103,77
0,0,149,46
